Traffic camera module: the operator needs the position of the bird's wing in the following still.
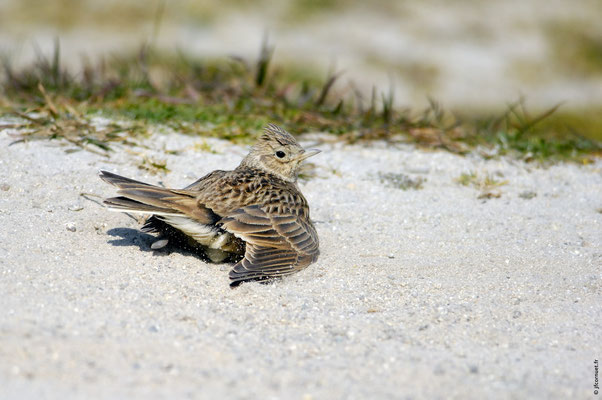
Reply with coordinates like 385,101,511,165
182,170,227,191
219,204,319,286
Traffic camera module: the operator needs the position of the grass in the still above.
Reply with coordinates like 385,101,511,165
455,170,509,199
461,100,602,162
456,171,508,189
0,41,601,163
138,154,170,174
379,172,425,190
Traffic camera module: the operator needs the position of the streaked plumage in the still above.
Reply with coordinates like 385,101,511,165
100,124,320,286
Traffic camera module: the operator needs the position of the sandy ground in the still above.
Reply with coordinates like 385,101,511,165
0,124,601,399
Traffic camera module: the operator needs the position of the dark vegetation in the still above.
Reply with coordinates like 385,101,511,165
0,40,600,162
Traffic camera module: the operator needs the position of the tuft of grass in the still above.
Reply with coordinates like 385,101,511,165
3,83,146,155
455,171,508,189
456,171,477,187
462,99,602,162
138,154,170,174
519,190,537,200
1,41,601,162
455,170,508,199
379,172,425,190
192,141,218,154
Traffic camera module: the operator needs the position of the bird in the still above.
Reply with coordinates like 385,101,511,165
100,123,320,286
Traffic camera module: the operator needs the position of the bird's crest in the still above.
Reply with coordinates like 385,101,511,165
260,123,299,146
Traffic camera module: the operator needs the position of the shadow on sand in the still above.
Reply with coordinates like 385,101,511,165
106,227,209,261
106,227,154,250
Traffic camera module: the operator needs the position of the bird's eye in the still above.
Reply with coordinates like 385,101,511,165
276,151,286,158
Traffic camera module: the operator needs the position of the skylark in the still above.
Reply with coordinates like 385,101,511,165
100,124,320,286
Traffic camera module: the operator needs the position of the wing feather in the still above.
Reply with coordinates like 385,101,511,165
221,205,319,286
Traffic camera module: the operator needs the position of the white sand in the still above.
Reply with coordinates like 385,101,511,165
0,125,600,399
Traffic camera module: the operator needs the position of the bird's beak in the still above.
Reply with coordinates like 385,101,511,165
296,149,321,161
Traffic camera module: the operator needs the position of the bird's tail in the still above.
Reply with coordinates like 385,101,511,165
99,170,213,222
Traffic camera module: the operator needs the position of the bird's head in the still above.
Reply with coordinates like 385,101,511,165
240,124,320,182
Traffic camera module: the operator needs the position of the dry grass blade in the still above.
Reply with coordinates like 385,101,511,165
6,100,145,156
315,71,342,107
255,36,274,88
0,43,599,162
38,83,59,117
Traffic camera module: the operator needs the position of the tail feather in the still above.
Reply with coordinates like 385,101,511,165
103,196,183,216
99,170,220,225
115,187,193,204
99,170,155,190
100,169,193,212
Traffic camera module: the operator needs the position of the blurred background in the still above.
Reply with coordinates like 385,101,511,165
1,0,601,118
